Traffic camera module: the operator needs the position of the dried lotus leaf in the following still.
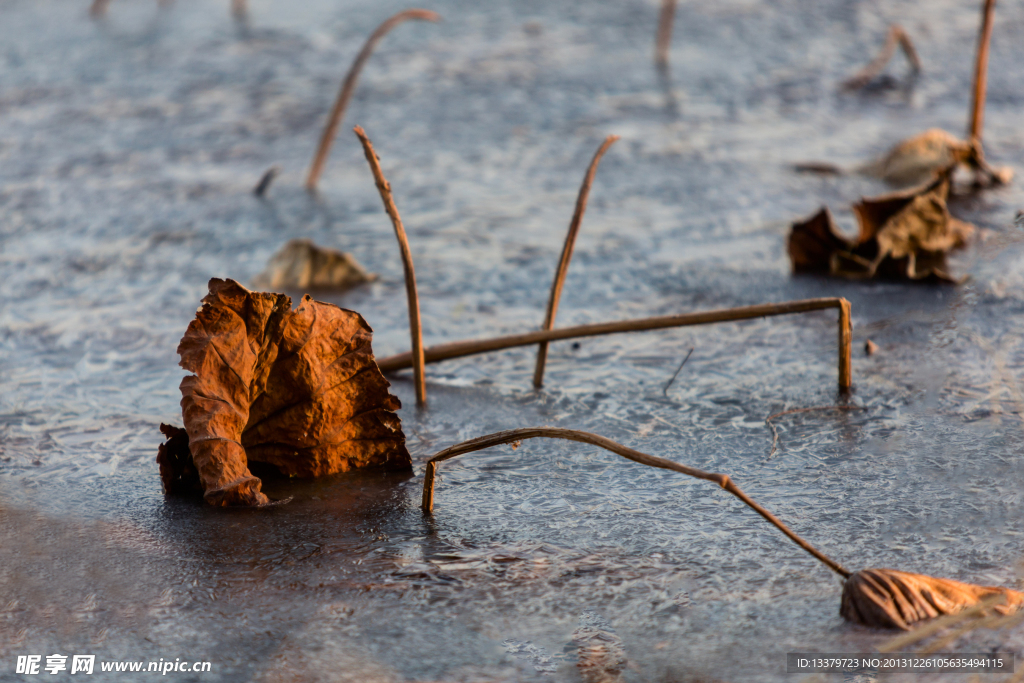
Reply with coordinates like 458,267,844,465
788,172,973,283
841,568,1024,630
156,424,202,497
859,129,973,188
171,278,411,506
787,207,855,274
251,239,378,292
851,174,972,282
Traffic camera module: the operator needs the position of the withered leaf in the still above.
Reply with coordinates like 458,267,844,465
168,278,411,506
788,172,974,283
156,423,202,497
251,239,378,292
860,129,973,188
859,129,1012,188
841,568,1024,631
787,207,854,274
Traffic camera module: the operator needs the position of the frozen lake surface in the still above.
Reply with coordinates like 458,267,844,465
1,0,1023,680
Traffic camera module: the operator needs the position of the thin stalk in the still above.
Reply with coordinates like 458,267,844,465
662,347,694,396
765,405,866,458
532,135,619,388
838,298,852,391
90,0,111,17
231,0,246,20
353,126,427,407
968,0,996,143
842,25,921,90
421,427,852,579
305,9,440,192
655,0,677,69
253,166,279,197
378,297,854,393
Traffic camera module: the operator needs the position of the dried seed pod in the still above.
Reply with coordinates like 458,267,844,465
841,568,1024,630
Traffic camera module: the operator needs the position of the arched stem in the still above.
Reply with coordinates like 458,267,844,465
305,9,441,192
354,126,427,407
421,427,852,578
378,297,853,393
533,135,619,388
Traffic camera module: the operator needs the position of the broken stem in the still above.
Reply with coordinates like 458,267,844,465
90,0,111,17
421,427,852,579
533,135,619,388
662,347,694,396
842,25,921,90
379,297,854,393
655,0,677,69
968,0,996,144
354,125,427,407
765,405,866,458
305,9,441,192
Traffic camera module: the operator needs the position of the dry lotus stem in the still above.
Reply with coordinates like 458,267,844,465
421,427,852,578
533,135,619,389
842,25,921,90
379,297,853,392
422,428,1024,630
354,126,428,407
305,9,441,192
163,278,411,506
969,0,996,144
89,0,111,17
655,0,676,68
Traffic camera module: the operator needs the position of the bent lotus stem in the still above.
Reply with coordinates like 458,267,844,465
421,427,852,579
655,0,677,68
968,0,996,144
379,297,854,393
354,126,427,407
842,25,921,90
533,135,619,388
305,9,441,192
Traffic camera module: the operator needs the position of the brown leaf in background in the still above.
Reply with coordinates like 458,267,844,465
170,278,411,506
841,568,1024,630
787,207,855,274
251,239,378,292
859,129,973,188
788,173,974,283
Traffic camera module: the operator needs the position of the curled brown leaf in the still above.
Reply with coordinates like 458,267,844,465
164,278,411,506
788,172,974,283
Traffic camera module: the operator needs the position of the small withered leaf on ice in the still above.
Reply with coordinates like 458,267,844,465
860,129,973,188
788,173,974,283
841,568,1024,630
162,278,410,506
251,239,378,292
